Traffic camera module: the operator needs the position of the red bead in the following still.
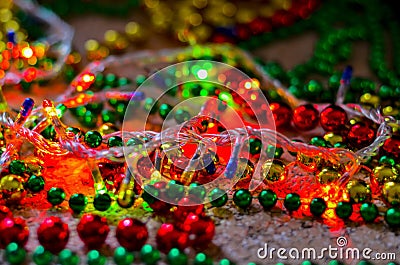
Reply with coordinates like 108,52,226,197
137,156,155,179
77,214,109,249
178,213,215,250
116,218,148,251
0,206,12,221
248,17,272,35
320,105,348,132
382,135,400,159
0,217,29,248
270,102,293,128
173,196,204,221
156,223,189,253
347,123,375,147
37,216,69,254
292,104,319,130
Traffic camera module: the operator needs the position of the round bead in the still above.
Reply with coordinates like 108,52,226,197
68,193,88,213
179,214,215,249
258,189,277,209
84,131,103,148
194,252,213,265
310,198,327,216
188,183,206,200
335,201,353,219
249,138,262,155
220,259,235,265
360,203,378,222
382,135,400,160
208,188,228,207
33,245,53,265
385,207,400,227
320,105,348,132
5,242,26,265
269,102,292,128
47,187,66,206
372,166,398,186
87,250,106,265
156,223,189,253
107,136,123,147
116,218,148,251
93,192,112,211
284,193,301,211
0,217,29,248
174,109,191,124
347,123,375,147
233,189,252,209
140,244,161,265
346,180,371,203
262,159,285,183
292,104,319,131
26,175,45,193
382,182,400,206
167,248,188,265
114,246,134,265
309,136,328,147
77,214,109,249
37,216,69,254
165,180,185,202
58,249,79,265
159,103,173,119
317,167,341,184
9,160,26,175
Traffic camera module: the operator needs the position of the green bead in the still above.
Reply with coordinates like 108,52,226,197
66,127,82,137
334,142,347,149
357,261,373,265
107,136,123,147
136,74,147,86
310,198,327,216
233,189,252,209
9,160,26,175
258,189,277,209
159,103,173,119
166,180,185,201
379,156,396,166
58,249,79,265
140,244,161,265
328,261,344,265
26,175,45,193
249,138,262,155
69,193,88,213
86,103,104,114
84,131,103,148
335,201,353,219
114,246,134,265
82,111,98,128
47,187,66,206
41,125,56,140
194,253,213,265
118,77,130,87
209,188,228,207
174,109,191,124
360,202,378,222
329,74,341,89
379,85,393,99
143,98,158,114
188,182,206,200
310,136,328,147
301,261,313,265
33,245,53,265
87,250,106,265
142,185,159,205
220,259,235,265
94,73,104,88
167,248,188,265
105,73,117,86
115,102,128,116
305,80,323,98
5,242,26,265
385,207,400,227
93,192,112,211
283,193,301,211
101,109,117,124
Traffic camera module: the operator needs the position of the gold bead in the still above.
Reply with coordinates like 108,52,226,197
236,158,254,180
84,39,99,52
98,123,119,135
323,132,343,146
222,2,237,17
360,93,380,108
317,167,342,184
346,180,371,203
193,0,207,9
125,21,148,43
0,174,25,203
262,159,285,183
372,166,399,186
235,8,257,24
382,181,400,206
296,153,321,172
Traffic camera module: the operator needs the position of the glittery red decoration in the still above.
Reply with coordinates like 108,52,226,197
37,216,70,254
116,218,148,251
173,196,204,221
0,206,13,221
382,135,400,159
178,213,215,250
156,223,189,253
320,105,348,132
347,123,375,147
292,104,319,130
77,214,109,250
270,102,293,128
0,217,29,248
